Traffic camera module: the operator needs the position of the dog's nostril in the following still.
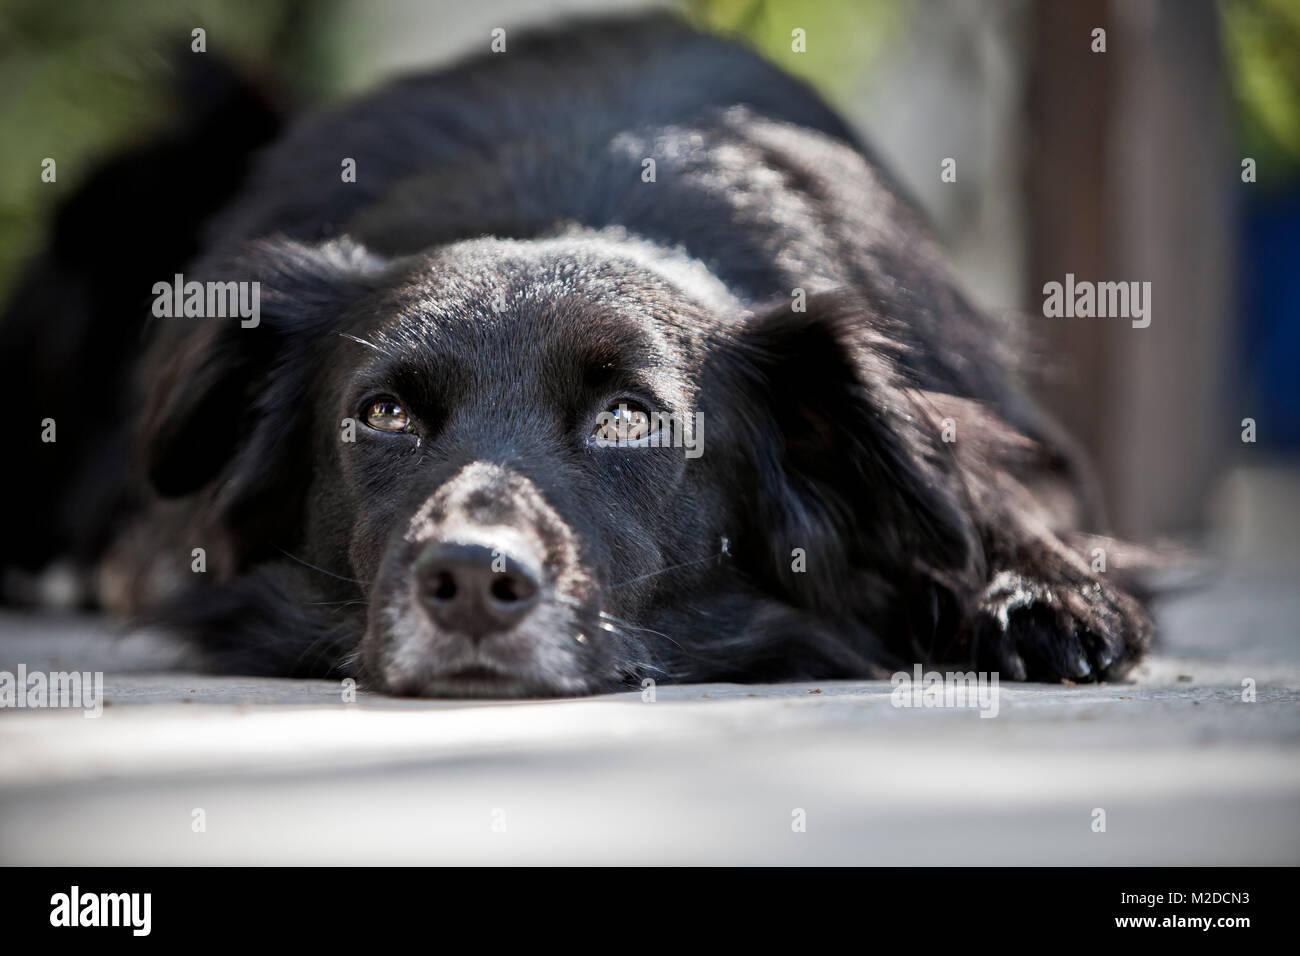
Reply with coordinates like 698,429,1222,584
414,540,541,638
491,576,520,603
432,571,457,602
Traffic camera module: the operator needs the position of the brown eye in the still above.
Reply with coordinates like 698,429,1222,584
364,397,409,432
592,401,659,443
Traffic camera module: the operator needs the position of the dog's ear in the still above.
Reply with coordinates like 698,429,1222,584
708,292,982,613
140,237,387,565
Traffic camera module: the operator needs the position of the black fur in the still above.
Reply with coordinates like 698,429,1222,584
3,15,1151,696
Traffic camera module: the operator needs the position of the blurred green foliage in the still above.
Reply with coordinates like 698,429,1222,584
682,0,902,102
0,0,325,293
1221,0,1300,187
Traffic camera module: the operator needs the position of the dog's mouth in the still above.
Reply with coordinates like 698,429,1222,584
443,664,512,682
407,663,542,699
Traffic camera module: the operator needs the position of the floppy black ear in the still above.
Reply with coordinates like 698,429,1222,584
710,292,981,613
140,237,387,563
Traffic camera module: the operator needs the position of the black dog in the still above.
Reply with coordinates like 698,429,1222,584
2,15,1152,696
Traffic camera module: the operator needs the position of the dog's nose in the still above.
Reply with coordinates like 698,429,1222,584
414,540,540,637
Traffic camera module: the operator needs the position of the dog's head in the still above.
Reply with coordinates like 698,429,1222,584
142,231,977,696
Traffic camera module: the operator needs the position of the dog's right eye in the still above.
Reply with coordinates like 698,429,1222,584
363,397,410,432
591,400,659,444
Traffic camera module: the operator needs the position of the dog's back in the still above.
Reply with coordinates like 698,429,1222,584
207,15,860,245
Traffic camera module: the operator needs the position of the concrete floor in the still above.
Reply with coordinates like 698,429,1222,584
1,569,1297,865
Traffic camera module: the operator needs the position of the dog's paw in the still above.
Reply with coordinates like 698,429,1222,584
970,570,1151,683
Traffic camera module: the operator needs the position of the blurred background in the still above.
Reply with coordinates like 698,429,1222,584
1,0,1297,562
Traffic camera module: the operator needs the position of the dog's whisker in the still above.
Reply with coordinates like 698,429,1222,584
336,647,365,678
337,332,388,355
608,546,728,591
275,547,363,585
549,594,684,652
290,628,350,674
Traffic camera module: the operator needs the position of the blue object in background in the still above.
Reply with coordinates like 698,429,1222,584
1241,187,1300,449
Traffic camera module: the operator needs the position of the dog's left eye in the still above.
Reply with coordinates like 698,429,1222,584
363,397,410,432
